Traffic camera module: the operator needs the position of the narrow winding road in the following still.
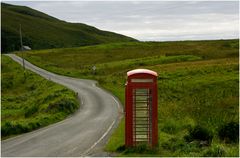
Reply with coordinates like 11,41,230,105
2,54,123,157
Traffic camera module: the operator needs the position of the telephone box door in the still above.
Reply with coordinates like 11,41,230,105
133,88,153,145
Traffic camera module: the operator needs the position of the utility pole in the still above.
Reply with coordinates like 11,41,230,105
19,24,25,70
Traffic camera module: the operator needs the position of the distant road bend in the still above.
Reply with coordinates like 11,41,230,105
2,54,123,157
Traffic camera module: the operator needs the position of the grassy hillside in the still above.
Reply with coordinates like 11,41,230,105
1,3,137,53
18,39,239,156
20,39,238,78
105,58,239,156
1,55,79,139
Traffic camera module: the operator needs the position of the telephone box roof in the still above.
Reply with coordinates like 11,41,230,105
127,69,158,77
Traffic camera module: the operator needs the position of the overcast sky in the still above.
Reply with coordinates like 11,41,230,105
4,1,239,41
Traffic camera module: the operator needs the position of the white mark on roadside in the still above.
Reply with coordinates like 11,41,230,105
79,94,123,156
81,96,84,105
80,120,116,156
112,96,123,113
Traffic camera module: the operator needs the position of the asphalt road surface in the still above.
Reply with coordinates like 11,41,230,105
2,54,123,157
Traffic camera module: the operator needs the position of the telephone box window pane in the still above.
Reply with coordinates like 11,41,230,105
133,88,152,144
131,79,153,83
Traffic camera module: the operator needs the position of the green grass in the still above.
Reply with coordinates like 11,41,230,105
20,39,238,78
1,3,136,53
1,55,79,139
106,58,239,156
17,39,239,156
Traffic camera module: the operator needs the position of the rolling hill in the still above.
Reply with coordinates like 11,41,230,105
1,3,137,53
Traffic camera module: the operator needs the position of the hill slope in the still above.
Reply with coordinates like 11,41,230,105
1,3,137,53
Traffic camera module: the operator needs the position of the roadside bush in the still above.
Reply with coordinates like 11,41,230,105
116,145,126,152
28,122,38,129
218,122,239,143
184,125,213,145
1,122,13,136
25,105,39,118
14,123,30,133
43,93,59,103
1,122,30,137
96,77,106,84
47,98,78,114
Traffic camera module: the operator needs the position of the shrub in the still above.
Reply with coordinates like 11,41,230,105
1,122,30,136
184,125,213,145
47,98,78,114
14,123,30,133
43,93,59,103
1,121,13,136
25,105,39,118
218,122,239,143
116,145,126,152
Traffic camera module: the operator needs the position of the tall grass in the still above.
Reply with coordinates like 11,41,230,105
1,56,79,139
16,39,239,156
105,58,239,156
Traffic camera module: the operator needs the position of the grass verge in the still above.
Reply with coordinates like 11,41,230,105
1,55,79,139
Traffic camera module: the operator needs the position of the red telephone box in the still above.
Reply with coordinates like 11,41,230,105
125,69,158,147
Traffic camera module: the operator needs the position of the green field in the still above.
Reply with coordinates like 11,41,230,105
19,39,239,156
1,3,136,53
1,55,79,139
